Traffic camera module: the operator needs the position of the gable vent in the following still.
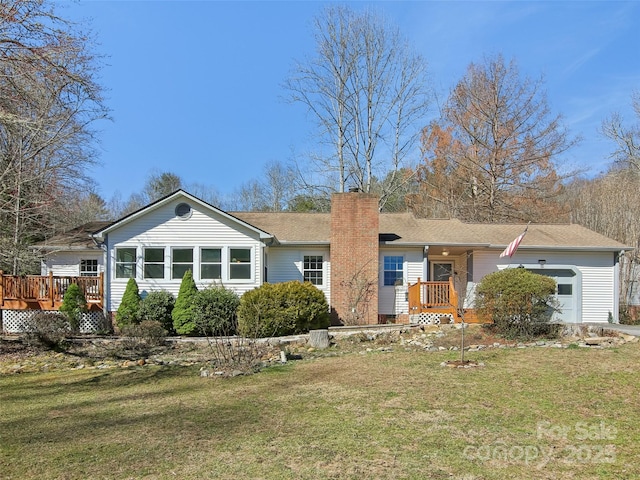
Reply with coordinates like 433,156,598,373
175,203,192,219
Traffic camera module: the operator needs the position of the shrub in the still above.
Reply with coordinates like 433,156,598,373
172,270,198,335
23,312,70,349
59,283,87,333
139,290,175,333
237,281,330,338
192,286,240,336
121,320,168,348
476,268,558,340
117,278,141,329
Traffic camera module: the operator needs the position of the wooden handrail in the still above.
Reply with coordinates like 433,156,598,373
407,277,457,311
0,272,103,306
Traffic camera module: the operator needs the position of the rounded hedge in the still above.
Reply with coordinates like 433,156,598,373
192,286,241,336
475,267,558,339
237,281,330,338
139,290,175,334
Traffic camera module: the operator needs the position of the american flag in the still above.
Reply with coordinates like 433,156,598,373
500,226,529,258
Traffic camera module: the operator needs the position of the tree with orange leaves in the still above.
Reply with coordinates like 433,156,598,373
411,55,576,223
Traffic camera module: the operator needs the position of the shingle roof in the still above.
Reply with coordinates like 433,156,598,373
233,212,627,250
232,212,331,243
39,210,626,252
34,221,112,250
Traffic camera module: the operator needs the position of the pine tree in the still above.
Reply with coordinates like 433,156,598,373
117,278,141,329
59,283,88,333
172,270,199,335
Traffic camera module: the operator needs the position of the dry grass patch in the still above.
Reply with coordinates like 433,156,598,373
1,338,639,479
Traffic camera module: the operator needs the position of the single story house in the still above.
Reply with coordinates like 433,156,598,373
0,190,629,332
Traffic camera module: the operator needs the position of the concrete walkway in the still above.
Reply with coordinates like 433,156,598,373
585,323,640,337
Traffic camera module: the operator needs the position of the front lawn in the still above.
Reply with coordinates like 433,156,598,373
1,334,638,479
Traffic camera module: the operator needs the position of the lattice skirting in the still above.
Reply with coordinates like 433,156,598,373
410,312,454,325
1,310,108,334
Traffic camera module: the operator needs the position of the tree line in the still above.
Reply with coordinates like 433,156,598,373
1,1,638,316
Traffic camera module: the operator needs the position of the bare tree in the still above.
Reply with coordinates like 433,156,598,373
227,160,300,211
285,6,430,201
413,55,577,223
144,171,183,201
566,171,640,319
0,0,108,273
601,91,640,172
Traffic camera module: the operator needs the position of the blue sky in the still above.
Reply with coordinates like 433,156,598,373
63,1,640,203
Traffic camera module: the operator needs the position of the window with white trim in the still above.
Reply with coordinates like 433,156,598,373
80,259,98,276
303,255,323,285
229,248,251,280
201,248,222,280
115,248,136,279
172,248,193,279
144,248,165,279
383,256,404,286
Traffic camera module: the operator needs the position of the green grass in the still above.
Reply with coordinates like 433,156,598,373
1,344,639,479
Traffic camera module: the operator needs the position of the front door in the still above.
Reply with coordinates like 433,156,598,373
431,262,453,282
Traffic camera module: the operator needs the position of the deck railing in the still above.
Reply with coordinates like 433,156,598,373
0,271,103,309
407,277,458,313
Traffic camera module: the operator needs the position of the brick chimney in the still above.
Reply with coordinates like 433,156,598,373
330,192,379,325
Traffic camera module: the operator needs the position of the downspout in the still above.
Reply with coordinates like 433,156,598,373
614,250,623,324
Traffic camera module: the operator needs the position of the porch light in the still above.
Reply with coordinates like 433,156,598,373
442,249,449,256
538,259,546,267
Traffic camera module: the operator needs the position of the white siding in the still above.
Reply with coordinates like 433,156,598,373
42,252,104,277
472,249,617,323
105,199,265,311
379,247,424,315
266,247,331,304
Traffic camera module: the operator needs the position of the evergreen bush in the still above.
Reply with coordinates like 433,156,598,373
192,286,240,336
237,281,330,338
59,283,87,333
139,290,175,333
476,268,558,340
172,270,198,335
117,278,141,329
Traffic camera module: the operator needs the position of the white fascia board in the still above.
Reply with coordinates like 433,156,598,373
92,189,274,242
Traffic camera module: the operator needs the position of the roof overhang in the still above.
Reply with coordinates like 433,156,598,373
92,190,275,243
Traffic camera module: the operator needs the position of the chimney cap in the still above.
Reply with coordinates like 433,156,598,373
348,187,361,193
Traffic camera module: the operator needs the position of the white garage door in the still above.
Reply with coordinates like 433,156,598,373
533,269,578,323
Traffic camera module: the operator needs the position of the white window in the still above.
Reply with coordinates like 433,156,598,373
229,248,251,280
115,248,136,279
303,255,323,285
172,248,193,279
144,248,165,279
80,259,98,276
201,248,222,280
383,256,404,286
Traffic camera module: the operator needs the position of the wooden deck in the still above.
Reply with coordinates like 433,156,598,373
0,272,103,311
407,277,482,323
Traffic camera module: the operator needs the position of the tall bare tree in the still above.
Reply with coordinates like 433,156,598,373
601,91,640,172
0,0,108,273
285,6,430,201
413,55,576,223
227,160,299,211
144,171,183,201
569,94,640,318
